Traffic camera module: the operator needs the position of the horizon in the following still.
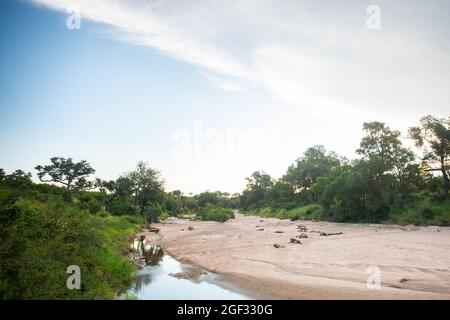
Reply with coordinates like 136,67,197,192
1,0,449,194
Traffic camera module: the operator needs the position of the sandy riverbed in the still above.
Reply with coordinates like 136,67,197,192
143,213,450,299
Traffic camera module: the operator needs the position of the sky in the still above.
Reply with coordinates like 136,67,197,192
0,0,449,194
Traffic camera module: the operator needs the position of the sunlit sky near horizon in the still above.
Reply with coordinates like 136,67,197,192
0,0,449,194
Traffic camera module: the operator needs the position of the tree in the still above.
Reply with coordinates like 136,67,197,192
358,122,415,190
409,115,450,197
97,176,133,205
356,122,416,216
0,169,5,183
35,157,95,190
241,171,273,209
3,170,33,188
96,176,136,215
282,145,341,201
312,164,367,221
126,162,164,221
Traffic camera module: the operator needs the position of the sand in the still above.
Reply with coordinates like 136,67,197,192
145,213,450,299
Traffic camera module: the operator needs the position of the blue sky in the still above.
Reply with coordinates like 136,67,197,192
1,0,449,193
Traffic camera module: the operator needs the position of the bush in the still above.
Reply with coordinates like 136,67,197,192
196,207,234,222
0,196,142,299
246,204,325,221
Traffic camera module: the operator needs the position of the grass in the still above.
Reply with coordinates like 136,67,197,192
245,198,450,226
247,204,326,221
386,197,450,226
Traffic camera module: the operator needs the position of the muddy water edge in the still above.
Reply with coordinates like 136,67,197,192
119,228,253,300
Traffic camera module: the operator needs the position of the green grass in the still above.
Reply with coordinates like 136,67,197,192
247,204,326,221
196,207,235,222
246,198,450,226
386,197,450,226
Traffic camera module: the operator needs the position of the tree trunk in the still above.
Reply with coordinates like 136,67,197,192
441,156,449,198
442,169,449,198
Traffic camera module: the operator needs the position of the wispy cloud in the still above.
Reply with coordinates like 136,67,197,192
30,0,251,79
29,0,450,126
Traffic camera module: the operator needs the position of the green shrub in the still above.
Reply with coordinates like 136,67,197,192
0,196,142,299
246,204,324,221
196,207,234,222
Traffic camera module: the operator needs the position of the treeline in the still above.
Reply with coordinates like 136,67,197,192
239,115,450,225
1,159,237,223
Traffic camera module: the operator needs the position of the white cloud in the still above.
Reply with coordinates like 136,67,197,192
29,0,450,129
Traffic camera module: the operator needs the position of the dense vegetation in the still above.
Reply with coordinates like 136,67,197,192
0,160,237,299
196,206,235,222
239,115,450,226
0,176,143,299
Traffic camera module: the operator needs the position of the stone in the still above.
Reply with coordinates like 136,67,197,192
320,232,343,236
290,238,302,244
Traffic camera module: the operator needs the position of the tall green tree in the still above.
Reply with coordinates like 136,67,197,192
126,162,165,221
35,157,95,190
282,145,341,201
3,170,33,188
409,115,450,197
357,122,415,196
241,171,273,209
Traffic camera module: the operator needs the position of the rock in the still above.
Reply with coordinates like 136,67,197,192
297,225,308,232
320,232,343,236
274,243,285,248
181,229,184,231
257,228,264,231
148,227,160,233
260,220,264,222
297,234,308,239
275,230,284,233
169,270,206,280
290,238,302,244
188,226,194,231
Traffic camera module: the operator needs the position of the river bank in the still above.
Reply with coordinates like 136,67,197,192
145,213,450,299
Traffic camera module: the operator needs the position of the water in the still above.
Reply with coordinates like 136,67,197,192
125,240,251,300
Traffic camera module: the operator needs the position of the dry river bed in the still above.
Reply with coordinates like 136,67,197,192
141,213,450,299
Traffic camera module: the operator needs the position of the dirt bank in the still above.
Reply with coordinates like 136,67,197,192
144,213,450,299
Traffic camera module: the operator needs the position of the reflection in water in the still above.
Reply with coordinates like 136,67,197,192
126,238,250,300
143,245,164,266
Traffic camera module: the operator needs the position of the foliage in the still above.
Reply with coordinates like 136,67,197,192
196,206,235,222
409,115,450,197
35,157,96,190
125,161,165,220
0,184,142,299
240,116,450,225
